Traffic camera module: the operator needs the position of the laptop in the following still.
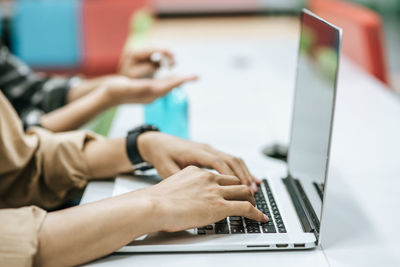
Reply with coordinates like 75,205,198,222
115,9,342,252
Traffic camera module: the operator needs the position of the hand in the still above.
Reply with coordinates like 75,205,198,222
137,132,262,193
136,166,268,232
118,48,175,78
102,75,197,106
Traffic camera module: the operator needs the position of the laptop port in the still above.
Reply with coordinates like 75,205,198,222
294,243,305,248
276,244,288,248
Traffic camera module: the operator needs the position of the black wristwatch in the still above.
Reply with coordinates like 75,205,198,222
126,124,159,168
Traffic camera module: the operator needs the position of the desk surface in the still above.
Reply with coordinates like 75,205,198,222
81,16,400,267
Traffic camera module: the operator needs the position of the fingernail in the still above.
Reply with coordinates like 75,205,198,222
264,214,269,222
251,182,258,192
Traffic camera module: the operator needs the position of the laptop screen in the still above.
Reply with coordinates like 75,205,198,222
287,10,341,220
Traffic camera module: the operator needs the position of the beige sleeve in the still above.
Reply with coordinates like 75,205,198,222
0,206,46,267
1,127,101,210
0,91,103,210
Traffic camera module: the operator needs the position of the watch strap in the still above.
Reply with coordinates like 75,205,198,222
126,125,159,166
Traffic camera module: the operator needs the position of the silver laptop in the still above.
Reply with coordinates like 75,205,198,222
116,9,342,252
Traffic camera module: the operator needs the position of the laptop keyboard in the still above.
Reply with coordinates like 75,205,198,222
197,180,286,235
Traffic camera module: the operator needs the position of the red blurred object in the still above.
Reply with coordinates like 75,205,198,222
81,0,150,76
309,0,390,87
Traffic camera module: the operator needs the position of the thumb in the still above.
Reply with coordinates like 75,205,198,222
155,159,181,179
151,75,198,96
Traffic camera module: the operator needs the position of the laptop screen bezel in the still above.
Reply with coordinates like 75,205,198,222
286,9,342,241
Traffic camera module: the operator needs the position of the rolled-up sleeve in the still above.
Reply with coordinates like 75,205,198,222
0,206,46,267
0,91,102,210
0,127,100,210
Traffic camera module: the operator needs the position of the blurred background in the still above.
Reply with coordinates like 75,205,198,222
0,0,399,92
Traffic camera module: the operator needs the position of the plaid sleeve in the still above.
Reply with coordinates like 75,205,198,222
0,44,80,130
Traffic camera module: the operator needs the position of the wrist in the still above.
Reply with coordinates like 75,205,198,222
98,84,118,109
126,189,167,233
137,131,160,164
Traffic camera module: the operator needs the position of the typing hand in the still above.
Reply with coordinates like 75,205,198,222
135,166,268,232
137,132,262,193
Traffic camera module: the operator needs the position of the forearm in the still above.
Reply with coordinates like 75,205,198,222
35,192,159,267
66,75,114,103
84,137,133,178
39,87,111,132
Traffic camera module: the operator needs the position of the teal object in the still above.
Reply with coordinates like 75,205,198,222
145,88,189,139
11,0,81,67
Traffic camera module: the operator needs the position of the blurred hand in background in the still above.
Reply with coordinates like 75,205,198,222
118,48,175,78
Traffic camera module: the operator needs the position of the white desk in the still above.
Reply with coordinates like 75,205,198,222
81,37,400,266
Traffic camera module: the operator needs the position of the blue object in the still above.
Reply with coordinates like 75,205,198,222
145,87,189,139
11,0,81,68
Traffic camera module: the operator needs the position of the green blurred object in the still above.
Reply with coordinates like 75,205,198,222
127,8,153,49
82,108,118,136
316,47,339,83
350,0,400,14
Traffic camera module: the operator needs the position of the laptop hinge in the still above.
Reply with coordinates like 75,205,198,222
282,176,320,239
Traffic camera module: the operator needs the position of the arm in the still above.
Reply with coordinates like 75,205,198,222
39,75,197,132
0,44,76,129
82,131,260,191
35,166,268,267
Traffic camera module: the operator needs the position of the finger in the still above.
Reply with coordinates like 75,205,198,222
208,158,235,177
187,152,236,177
127,63,158,78
254,176,262,184
221,185,256,206
223,156,252,187
161,75,198,87
216,175,241,186
154,159,181,179
237,158,259,184
227,201,269,222
236,157,260,190
133,48,175,62
214,152,256,193
151,75,198,96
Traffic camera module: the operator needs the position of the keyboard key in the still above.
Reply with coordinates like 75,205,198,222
261,179,287,233
247,226,261,233
198,229,206,235
244,218,258,224
230,220,243,226
229,216,242,221
261,221,274,227
215,223,229,234
205,225,213,230
231,226,245,234
278,228,287,233
261,224,276,233
216,218,227,224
